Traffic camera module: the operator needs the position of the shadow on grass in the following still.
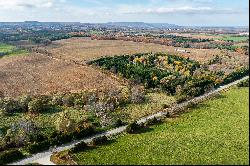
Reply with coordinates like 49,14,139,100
133,126,154,134
214,94,226,99
43,106,64,114
189,103,210,109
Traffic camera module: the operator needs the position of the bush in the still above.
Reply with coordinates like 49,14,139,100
130,86,145,104
176,95,189,103
0,109,6,117
18,95,32,112
144,117,162,126
50,132,74,146
162,104,170,109
0,97,22,114
70,141,87,153
90,136,108,146
0,149,25,165
237,78,249,87
55,111,76,133
223,67,249,85
28,97,50,113
50,94,64,106
126,121,141,134
113,119,125,127
26,140,50,154
62,94,75,107
74,122,96,139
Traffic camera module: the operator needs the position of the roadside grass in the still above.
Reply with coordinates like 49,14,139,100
73,87,249,165
121,92,175,122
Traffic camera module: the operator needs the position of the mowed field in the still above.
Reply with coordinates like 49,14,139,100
73,87,249,165
46,37,224,63
0,53,123,97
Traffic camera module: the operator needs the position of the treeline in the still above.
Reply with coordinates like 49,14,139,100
91,53,249,102
91,34,240,51
0,30,90,46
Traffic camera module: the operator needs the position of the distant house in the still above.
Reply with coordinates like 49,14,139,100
175,48,190,53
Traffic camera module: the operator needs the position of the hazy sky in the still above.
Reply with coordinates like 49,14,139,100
0,0,249,26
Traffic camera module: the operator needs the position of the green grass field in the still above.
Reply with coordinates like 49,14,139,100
219,35,249,42
73,87,249,165
0,43,28,57
0,43,15,52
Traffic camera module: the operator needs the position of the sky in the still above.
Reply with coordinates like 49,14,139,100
0,0,249,26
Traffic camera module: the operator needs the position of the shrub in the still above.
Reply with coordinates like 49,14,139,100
223,67,249,85
62,94,75,107
145,117,162,126
50,132,74,146
162,104,170,109
28,97,49,113
55,111,76,133
113,119,125,127
176,95,189,103
130,86,145,104
186,101,198,109
26,140,50,154
126,121,141,134
237,78,249,87
18,95,32,112
0,149,25,165
70,141,87,153
73,98,85,109
0,109,6,117
50,94,64,106
74,122,96,139
90,135,108,146
0,97,21,114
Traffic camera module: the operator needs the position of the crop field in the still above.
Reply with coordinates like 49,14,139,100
169,33,249,42
0,38,248,98
0,43,28,57
0,53,124,97
219,35,249,42
46,37,224,63
0,43,15,52
72,87,249,165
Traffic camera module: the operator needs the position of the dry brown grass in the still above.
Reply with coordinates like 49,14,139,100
46,37,223,63
1,37,247,97
0,53,124,97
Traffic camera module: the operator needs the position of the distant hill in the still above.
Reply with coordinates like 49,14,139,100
104,22,180,29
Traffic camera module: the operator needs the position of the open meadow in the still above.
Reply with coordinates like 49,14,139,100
72,87,249,165
0,53,124,97
46,37,226,63
2,37,244,97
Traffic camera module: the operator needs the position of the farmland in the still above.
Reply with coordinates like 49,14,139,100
0,22,249,165
72,87,249,165
219,35,249,42
0,43,28,57
0,53,124,97
3,37,246,97
46,37,224,63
